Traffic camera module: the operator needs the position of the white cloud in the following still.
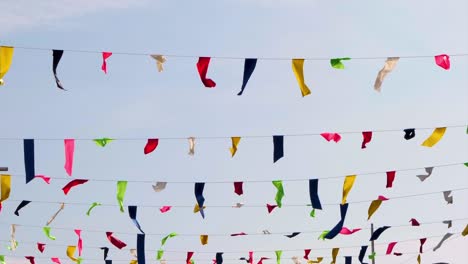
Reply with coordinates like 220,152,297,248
0,0,149,33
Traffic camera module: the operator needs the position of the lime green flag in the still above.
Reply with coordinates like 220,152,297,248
310,208,316,218
117,181,128,213
330,58,351,69
275,251,282,264
0,255,5,264
272,180,284,208
318,230,329,240
93,138,113,147
86,202,102,216
43,226,56,240
157,250,164,260
161,232,178,246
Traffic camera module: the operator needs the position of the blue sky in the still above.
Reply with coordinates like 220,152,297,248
0,0,467,264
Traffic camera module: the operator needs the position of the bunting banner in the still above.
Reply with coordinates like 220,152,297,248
344,256,352,264
52,50,65,90
196,57,216,88
285,232,301,238
62,179,89,195
273,136,284,163
433,233,453,251
410,218,420,226
101,52,112,74
320,133,341,143
291,59,311,97
150,55,166,72
442,220,452,228
403,128,415,140
342,175,356,204
272,180,284,208
230,137,241,157
157,232,178,260
0,46,14,85
385,242,397,255
64,139,75,176
128,205,145,233
106,232,127,249
308,257,323,263
194,182,206,218
117,181,128,212
86,202,102,216
324,203,349,239
8,224,17,251
160,206,172,213
303,249,311,260
23,139,35,184
35,175,51,184
421,127,446,147
66,245,79,262
46,203,65,226
370,226,391,241
374,57,399,92
416,167,434,182
339,227,361,235
51,258,61,264
238,58,257,95
25,256,35,264
137,234,146,264
419,238,426,253
462,224,468,236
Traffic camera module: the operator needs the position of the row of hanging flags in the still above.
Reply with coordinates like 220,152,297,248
0,46,457,94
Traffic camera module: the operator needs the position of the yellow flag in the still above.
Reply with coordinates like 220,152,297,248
0,174,11,203
421,127,446,147
230,137,241,157
307,257,323,263
462,224,468,236
0,46,14,85
368,199,383,220
67,246,78,262
342,175,356,204
417,254,421,264
130,260,138,264
200,235,208,245
330,248,339,264
292,59,311,97
193,204,206,213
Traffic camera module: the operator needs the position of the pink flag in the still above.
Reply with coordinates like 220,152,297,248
35,175,51,184
378,195,389,201
159,206,172,213
386,171,396,188
51,258,61,264
339,227,362,235
75,229,83,256
257,257,270,264
361,131,372,149
101,52,113,74
64,139,75,176
386,242,397,255
320,133,342,143
434,54,450,70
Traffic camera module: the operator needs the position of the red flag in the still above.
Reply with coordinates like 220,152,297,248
37,243,46,253
386,242,397,255
409,218,420,226
186,252,194,264
231,232,247,236
196,57,216,88
35,175,51,184
320,133,342,143
434,54,450,70
62,179,88,195
361,131,372,149
386,171,396,188
106,232,127,249
257,257,270,264
101,52,113,74
234,182,244,196
419,238,427,253
25,256,35,264
303,249,311,260
267,204,277,214
75,229,83,256
144,139,159,154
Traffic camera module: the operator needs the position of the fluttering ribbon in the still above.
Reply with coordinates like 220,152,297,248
46,203,65,225
330,248,339,264
320,133,341,143
194,182,206,218
35,175,51,184
52,50,65,90
86,202,102,216
160,206,172,213
419,238,426,253
188,137,195,156
339,227,361,235
153,182,167,192
216,253,223,264
0,174,11,206
0,46,14,85
324,203,349,239
238,58,257,95
285,232,301,238
409,218,420,226
75,229,83,256
94,138,113,147
200,235,208,245
358,246,368,264
186,252,194,264
67,245,79,262
275,251,282,264
416,167,434,182
230,137,241,157
43,226,56,240
361,131,372,149
442,220,452,228
273,135,284,163
434,54,450,70
129,206,145,233
101,52,112,74
272,180,284,208
330,58,351,69
137,234,145,264
370,226,390,241
37,243,45,253
385,242,397,255
150,55,166,72
100,247,109,260
374,57,399,92
106,232,127,249
144,139,159,154
403,129,415,140
308,179,322,217
25,256,35,264
443,191,453,204
234,182,244,196
196,57,216,88
62,179,88,195
421,127,446,147
433,233,453,251
342,175,356,204
386,171,396,188
292,59,311,97
368,195,388,220
64,139,75,176
23,139,35,184
117,181,128,212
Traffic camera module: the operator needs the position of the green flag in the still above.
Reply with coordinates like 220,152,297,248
86,202,102,216
43,226,56,240
117,181,128,213
330,58,351,69
272,180,285,208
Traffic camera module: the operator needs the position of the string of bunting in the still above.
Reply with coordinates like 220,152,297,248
0,45,466,94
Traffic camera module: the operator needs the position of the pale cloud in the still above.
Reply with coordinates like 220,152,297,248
0,0,149,33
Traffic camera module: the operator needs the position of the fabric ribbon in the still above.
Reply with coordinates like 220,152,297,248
433,233,453,251
0,46,14,85
37,243,46,253
43,226,56,240
234,182,244,196
129,205,145,233
403,129,415,140
86,202,102,216
272,180,284,208
443,191,453,204
62,179,88,195
152,182,167,192
273,135,284,163
144,139,159,155
320,133,341,143
330,58,351,69
361,131,372,149
101,52,112,74
342,175,356,204
386,171,396,188
368,196,388,220
308,179,322,213
370,226,390,241
188,137,195,156
196,57,216,88
75,229,83,256
117,181,128,212
64,139,75,176
421,127,446,147
52,50,65,90
106,232,127,249
292,59,311,97
374,57,399,92
46,203,65,225
238,58,257,95
230,137,241,157
434,54,450,70
194,182,206,218
416,167,434,182
150,55,166,72
24,139,35,184
94,138,113,147
137,234,145,264
200,235,208,245
324,203,349,239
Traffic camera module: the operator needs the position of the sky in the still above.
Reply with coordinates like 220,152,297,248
0,0,468,264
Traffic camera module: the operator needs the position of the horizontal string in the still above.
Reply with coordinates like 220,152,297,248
2,45,468,61
0,125,465,141
4,162,466,183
